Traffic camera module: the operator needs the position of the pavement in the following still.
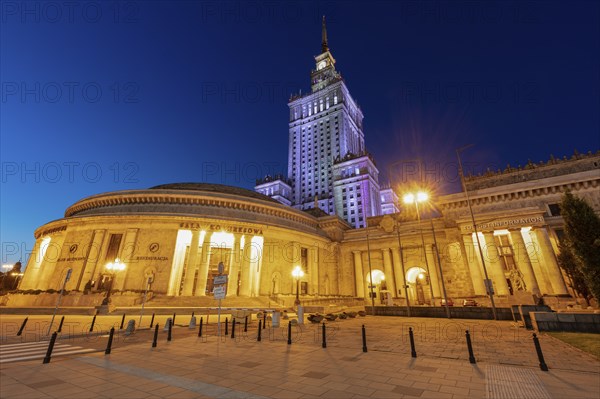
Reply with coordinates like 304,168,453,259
0,314,598,398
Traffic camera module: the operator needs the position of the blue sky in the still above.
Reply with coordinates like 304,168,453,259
1,0,599,264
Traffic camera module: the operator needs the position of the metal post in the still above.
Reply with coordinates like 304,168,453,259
532,333,549,371
167,319,172,341
244,316,248,332
415,200,435,304
225,318,228,336
120,314,126,329
57,316,65,333
287,322,292,345
198,317,203,337
231,318,236,339
362,324,367,352
263,312,266,329
42,332,58,364
48,268,72,335
456,146,498,320
322,323,326,348
152,324,159,347
172,313,176,326
89,312,97,332
365,220,376,314
149,313,155,328
430,219,450,318
466,330,476,364
139,277,151,327
394,214,411,317
408,327,417,358
257,320,262,341
17,317,28,336
105,327,115,355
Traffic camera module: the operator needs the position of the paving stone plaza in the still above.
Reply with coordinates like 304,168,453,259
1,314,598,398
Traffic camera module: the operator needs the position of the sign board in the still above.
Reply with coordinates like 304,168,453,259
214,285,226,300
214,275,228,285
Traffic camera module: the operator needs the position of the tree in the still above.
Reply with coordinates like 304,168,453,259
557,241,591,305
560,191,600,301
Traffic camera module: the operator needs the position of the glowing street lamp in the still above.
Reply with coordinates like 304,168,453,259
102,258,126,306
292,265,304,306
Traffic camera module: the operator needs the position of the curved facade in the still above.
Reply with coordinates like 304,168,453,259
21,183,338,301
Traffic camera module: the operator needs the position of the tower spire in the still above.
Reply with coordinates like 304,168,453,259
321,15,328,53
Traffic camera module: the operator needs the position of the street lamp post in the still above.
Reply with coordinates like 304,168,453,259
101,258,126,306
429,217,451,318
404,192,435,305
393,210,411,317
292,265,304,306
456,145,498,320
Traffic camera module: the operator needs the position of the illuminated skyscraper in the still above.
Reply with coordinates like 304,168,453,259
256,18,393,228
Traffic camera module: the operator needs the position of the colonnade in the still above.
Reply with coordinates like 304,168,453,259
352,225,568,300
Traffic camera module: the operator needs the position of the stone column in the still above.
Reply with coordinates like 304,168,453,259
461,234,486,295
309,247,318,294
352,250,365,297
239,236,252,296
533,227,568,295
482,231,510,296
39,233,67,290
116,228,138,291
381,248,397,297
195,232,212,296
509,228,540,296
391,247,406,298
76,229,106,290
425,244,441,298
181,229,200,296
227,233,242,297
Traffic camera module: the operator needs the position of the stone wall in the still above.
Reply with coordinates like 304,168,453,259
530,311,600,333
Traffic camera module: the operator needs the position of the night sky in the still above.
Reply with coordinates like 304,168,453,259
1,0,599,265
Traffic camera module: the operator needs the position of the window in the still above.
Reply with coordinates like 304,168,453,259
548,204,561,217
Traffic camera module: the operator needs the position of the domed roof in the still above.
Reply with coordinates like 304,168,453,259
149,183,280,204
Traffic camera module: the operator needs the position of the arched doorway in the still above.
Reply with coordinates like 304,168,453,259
406,267,431,305
366,269,388,304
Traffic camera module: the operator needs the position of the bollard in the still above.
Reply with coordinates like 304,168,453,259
263,312,266,329
257,320,262,342
42,332,58,364
105,327,115,354
287,322,292,345
198,317,203,337
362,325,367,353
465,330,476,364
17,317,28,336
322,323,327,348
172,313,176,326
152,324,159,348
231,318,236,339
120,314,126,329
244,316,248,332
225,318,229,336
150,312,155,328
89,313,97,332
533,333,549,371
167,319,172,342
408,327,417,358
57,316,65,333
